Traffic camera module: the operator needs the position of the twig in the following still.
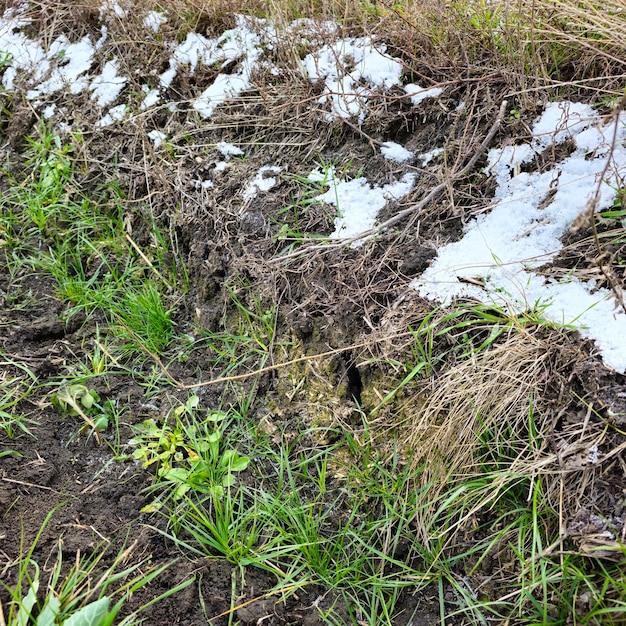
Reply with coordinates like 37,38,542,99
178,330,414,390
583,94,626,315
274,100,508,262
136,330,413,390
209,583,307,622
341,116,384,150
2,477,57,492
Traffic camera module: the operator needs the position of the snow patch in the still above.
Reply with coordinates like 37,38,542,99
89,58,126,107
381,141,413,163
309,166,415,245
144,10,167,32
303,37,403,121
413,101,626,372
404,83,443,106
243,166,281,201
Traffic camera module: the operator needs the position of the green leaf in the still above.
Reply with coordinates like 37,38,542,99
34,595,60,626
221,473,235,487
228,455,250,473
18,580,39,626
206,410,228,423
220,450,250,472
186,395,199,411
93,415,108,431
80,393,94,410
140,501,163,513
63,597,111,626
161,467,189,482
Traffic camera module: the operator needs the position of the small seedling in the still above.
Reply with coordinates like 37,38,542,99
51,383,111,444
130,395,250,510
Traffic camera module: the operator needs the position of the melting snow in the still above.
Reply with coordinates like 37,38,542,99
95,103,127,128
148,130,167,148
404,83,443,106
303,37,403,121
2,3,625,372
310,166,416,245
414,101,626,372
217,142,244,158
418,147,444,166
381,141,413,163
89,58,126,106
243,166,282,202
143,10,167,32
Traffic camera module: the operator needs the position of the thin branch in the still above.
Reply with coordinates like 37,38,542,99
274,100,508,262
584,94,626,315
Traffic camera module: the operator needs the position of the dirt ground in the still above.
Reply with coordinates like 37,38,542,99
2,3,626,624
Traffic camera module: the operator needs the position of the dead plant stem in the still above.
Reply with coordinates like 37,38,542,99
583,93,626,315
275,100,508,262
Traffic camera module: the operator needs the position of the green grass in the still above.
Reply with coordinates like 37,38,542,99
0,354,38,439
0,507,192,626
136,370,626,625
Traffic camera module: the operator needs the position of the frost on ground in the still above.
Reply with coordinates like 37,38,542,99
414,102,626,372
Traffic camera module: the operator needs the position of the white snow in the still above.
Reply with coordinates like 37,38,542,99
310,166,416,245
89,58,126,106
192,18,264,118
148,130,167,148
381,141,413,163
194,179,214,189
159,66,176,89
172,32,217,71
150,18,267,119
25,36,95,99
243,166,281,202
414,101,626,372
194,73,250,118
95,103,127,128
217,142,244,157
404,83,443,106
100,0,127,20
144,10,167,32
303,37,403,121
418,147,444,166
0,12,52,90
140,85,160,110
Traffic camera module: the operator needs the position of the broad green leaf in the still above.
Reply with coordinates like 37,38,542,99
162,467,189,482
186,395,199,411
18,580,39,626
228,455,250,472
35,595,60,626
63,597,111,626
206,410,227,423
